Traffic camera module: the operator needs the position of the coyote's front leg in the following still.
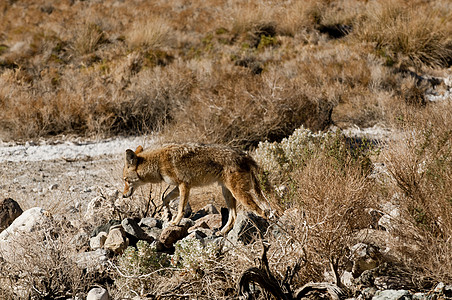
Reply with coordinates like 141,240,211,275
169,183,190,226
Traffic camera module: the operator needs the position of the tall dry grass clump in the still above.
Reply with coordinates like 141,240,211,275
127,17,175,50
74,23,105,55
353,0,452,68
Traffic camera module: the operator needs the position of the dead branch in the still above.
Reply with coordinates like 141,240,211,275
237,243,343,300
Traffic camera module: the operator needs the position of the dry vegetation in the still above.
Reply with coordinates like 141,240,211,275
1,0,452,299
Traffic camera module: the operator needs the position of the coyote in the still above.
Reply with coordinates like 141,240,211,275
122,143,269,235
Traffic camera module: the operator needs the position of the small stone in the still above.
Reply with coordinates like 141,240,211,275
121,218,153,242
91,220,121,237
139,217,162,229
159,218,194,248
49,183,58,190
226,212,269,245
371,290,411,300
191,203,219,221
87,287,110,300
104,225,129,254
142,226,163,240
434,282,445,293
189,214,222,232
90,232,108,250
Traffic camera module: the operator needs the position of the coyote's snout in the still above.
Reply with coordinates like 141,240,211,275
122,143,269,235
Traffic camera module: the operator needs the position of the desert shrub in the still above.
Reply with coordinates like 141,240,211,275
113,241,171,296
172,238,220,275
384,103,452,284
255,126,374,190
255,126,376,285
0,59,193,139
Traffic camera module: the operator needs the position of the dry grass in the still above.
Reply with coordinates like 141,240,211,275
383,103,452,284
353,0,452,69
1,0,452,297
1,0,451,141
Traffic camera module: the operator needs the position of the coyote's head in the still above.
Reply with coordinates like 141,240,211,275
122,145,143,198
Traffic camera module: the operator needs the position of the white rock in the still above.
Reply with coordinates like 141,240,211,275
90,232,108,250
0,207,52,262
372,290,411,300
0,207,51,241
86,287,109,300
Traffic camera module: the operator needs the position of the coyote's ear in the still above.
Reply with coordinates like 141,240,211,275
125,149,138,167
135,145,143,154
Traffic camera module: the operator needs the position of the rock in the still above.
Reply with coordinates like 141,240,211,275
434,282,445,293
104,225,129,254
139,217,162,229
341,270,354,288
87,287,110,300
184,230,207,241
189,214,222,233
0,207,53,262
0,207,51,241
159,218,194,248
226,212,269,245
350,243,381,278
191,204,219,221
270,208,297,237
0,198,23,232
371,290,411,300
91,220,121,237
142,226,163,240
75,249,108,272
122,218,153,242
412,292,427,300
90,232,108,250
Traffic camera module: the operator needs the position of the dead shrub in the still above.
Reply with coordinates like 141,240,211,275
255,128,375,285
0,219,98,299
163,66,334,147
384,103,452,284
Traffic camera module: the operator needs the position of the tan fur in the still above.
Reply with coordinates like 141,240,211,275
122,143,268,235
